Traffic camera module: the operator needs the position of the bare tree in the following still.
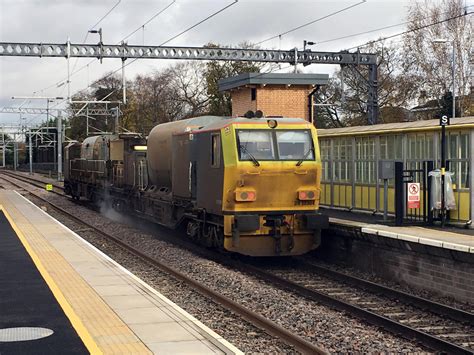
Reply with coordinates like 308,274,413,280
315,41,414,127
402,0,472,117
130,71,183,133
166,61,210,119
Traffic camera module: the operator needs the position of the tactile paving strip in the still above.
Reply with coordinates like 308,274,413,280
0,193,152,354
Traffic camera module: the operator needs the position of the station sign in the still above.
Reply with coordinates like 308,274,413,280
407,182,420,209
440,115,450,126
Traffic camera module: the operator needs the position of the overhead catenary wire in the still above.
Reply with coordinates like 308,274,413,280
313,4,473,47
90,0,122,32
68,0,177,89
160,0,238,46
27,0,123,122
31,0,175,103
121,0,176,42
69,0,122,76
346,10,473,51
24,1,179,125
255,0,367,46
24,0,239,126
41,0,123,95
63,0,240,105
74,6,472,125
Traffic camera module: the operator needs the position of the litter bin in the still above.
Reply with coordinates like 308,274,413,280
428,169,456,210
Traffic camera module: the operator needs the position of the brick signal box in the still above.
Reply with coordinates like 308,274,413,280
218,73,329,121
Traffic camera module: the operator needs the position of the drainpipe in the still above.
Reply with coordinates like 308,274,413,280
307,85,320,125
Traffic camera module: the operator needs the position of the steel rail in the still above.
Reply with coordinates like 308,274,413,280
0,173,327,355
1,171,64,194
232,262,473,355
297,260,474,325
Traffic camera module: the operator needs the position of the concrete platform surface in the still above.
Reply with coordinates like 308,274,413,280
323,208,474,254
0,210,87,354
0,190,242,354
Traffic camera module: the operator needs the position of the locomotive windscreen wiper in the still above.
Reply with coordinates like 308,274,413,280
296,146,314,166
240,144,260,166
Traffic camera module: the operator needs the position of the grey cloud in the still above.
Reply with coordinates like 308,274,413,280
1,0,430,124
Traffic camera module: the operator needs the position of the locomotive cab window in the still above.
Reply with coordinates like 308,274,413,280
276,130,314,160
237,129,315,161
211,133,221,168
237,130,276,161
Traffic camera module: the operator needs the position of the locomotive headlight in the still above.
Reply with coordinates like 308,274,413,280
298,190,316,200
133,145,147,151
267,119,278,128
235,190,257,202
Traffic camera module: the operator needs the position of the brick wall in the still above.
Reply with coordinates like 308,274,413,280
317,227,474,304
231,88,256,117
231,85,312,120
257,86,310,120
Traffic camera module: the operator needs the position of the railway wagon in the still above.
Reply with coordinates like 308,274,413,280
64,115,328,256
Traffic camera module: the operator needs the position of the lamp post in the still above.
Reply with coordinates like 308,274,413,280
303,40,315,52
433,39,455,227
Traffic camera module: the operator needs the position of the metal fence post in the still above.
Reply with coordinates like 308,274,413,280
426,160,434,225
57,111,63,181
395,161,404,226
29,131,33,175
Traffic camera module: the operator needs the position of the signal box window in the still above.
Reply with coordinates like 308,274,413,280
211,133,221,168
251,88,257,101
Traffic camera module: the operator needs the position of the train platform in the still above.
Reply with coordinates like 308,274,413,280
0,190,242,354
322,207,474,254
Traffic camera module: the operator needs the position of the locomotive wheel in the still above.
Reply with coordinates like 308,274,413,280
186,221,224,249
201,224,224,248
186,221,201,241
201,225,214,247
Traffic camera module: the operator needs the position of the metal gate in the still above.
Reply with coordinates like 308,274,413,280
395,161,434,226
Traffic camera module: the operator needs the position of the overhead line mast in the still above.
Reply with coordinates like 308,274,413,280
0,42,378,124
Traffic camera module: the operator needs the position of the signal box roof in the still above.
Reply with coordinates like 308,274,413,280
218,72,329,92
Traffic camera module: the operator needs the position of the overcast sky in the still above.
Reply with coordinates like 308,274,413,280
0,0,466,126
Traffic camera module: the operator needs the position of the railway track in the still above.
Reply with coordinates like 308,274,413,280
0,173,327,354
1,170,64,193
242,260,474,354
3,170,474,354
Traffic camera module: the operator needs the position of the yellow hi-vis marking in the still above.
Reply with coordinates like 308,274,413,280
45,184,53,191
0,205,102,355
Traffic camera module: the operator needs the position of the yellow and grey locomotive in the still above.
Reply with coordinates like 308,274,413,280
64,116,328,256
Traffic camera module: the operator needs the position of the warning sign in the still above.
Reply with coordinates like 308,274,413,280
407,182,420,209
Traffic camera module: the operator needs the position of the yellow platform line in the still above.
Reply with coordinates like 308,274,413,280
0,192,152,354
1,205,103,355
